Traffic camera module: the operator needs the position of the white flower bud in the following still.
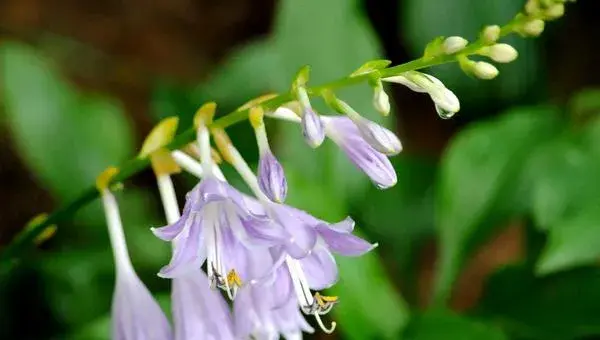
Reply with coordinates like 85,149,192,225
473,61,499,80
544,3,565,19
481,25,501,44
373,83,391,116
522,19,545,37
442,36,468,54
484,44,518,63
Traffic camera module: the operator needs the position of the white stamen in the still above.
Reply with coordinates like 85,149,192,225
285,256,314,309
314,313,336,334
197,124,213,172
101,190,134,275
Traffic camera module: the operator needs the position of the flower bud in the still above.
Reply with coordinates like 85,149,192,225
473,61,499,80
373,82,391,116
481,25,501,44
258,150,288,203
442,36,468,54
301,107,325,148
525,0,541,15
522,19,545,37
482,43,518,63
544,3,565,19
350,116,402,156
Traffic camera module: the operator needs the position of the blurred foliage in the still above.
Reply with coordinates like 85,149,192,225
1,0,600,339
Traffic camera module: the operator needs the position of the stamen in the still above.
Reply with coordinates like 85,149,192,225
314,313,336,334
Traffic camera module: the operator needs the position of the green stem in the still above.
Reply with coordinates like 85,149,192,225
0,15,523,264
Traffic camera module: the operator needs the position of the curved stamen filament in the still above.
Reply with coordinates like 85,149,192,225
314,313,336,334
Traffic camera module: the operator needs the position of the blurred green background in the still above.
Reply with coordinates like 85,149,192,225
1,0,600,339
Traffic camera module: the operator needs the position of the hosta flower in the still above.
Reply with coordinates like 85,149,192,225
172,270,235,340
297,86,325,148
101,189,172,340
348,115,402,156
323,116,397,189
384,71,460,118
258,150,288,203
152,176,283,298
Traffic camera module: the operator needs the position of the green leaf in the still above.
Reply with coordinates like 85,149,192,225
350,59,392,77
0,42,134,200
477,265,600,339
529,133,600,230
536,201,600,275
434,107,562,304
402,310,507,340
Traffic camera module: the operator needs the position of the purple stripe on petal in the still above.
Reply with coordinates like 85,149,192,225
258,150,288,203
158,217,205,278
325,117,397,189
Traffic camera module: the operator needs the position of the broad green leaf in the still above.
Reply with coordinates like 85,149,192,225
0,42,134,200
434,107,562,304
536,201,600,275
402,310,507,340
528,134,600,230
477,265,600,339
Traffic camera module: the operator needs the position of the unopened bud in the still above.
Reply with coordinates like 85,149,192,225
525,0,541,15
301,107,325,148
481,44,518,63
544,3,565,20
481,25,501,44
373,82,391,116
351,116,402,156
442,36,468,54
473,61,499,80
522,19,545,37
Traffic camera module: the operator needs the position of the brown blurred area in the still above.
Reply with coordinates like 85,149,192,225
1,0,600,318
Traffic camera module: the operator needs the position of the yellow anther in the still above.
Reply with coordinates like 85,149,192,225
138,117,179,158
227,269,243,287
237,93,278,112
194,102,217,128
314,292,339,307
249,106,265,129
150,148,181,176
211,128,234,164
96,167,120,192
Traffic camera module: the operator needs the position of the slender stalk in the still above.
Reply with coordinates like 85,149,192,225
0,14,524,263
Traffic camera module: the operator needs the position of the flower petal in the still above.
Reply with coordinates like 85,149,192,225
158,217,205,278
300,246,338,290
270,203,318,259
316,224,376,257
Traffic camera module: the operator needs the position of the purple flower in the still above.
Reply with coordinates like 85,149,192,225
233,251,314,339
323,116,397,189
152,177,285,298
112,271,173,340
349,116,402,156
101,190,172,340
301,107,325,148
258,150,288,203
172,270,235,340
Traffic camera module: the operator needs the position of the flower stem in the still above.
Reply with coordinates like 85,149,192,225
0,14,523,264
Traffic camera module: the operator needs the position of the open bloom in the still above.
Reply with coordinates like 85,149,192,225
101,189,172,340
172,270,235,340
152,176,283,299
323,116,397,189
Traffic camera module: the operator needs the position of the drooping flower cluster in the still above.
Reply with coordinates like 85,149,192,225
98,65,462,339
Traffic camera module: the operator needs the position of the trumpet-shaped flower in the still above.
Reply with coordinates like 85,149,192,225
101,190,172,340
152,177,284,299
